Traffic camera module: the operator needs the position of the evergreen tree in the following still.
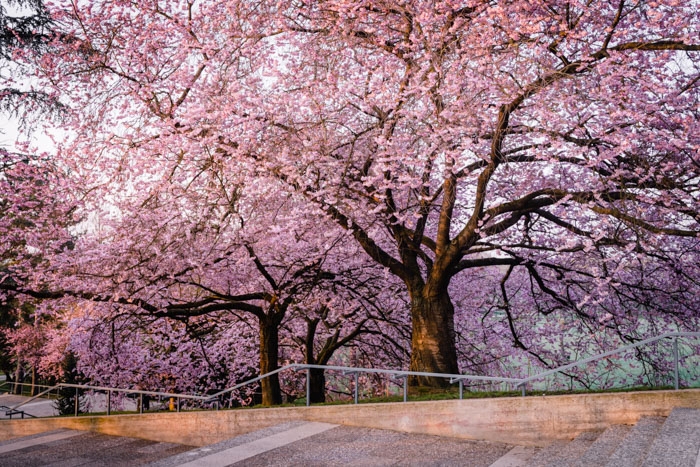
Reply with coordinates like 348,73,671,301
54,351,83,416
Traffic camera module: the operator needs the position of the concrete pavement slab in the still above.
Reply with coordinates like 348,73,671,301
0,429,82,454
174,422,338,467
232,424,514,466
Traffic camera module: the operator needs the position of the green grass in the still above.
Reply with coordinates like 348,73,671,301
267,384,683,408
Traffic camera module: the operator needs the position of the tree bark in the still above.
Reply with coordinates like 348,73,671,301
13,356,22,395
308,367,326,403
259,318,282,406
31,366,38,396
408,288,459,386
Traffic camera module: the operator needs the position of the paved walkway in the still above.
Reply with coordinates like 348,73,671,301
0,394,57,419
0,395,538,466
0,420,536,466
149,421,533,467
0,429,192,466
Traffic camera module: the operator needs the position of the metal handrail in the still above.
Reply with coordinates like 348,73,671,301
209,363,524,407
516,331,700,395
294,363,523,405
5,384,60,413
207,365,298,400
57,383,212,401
4,331,698,418
0,382,57,394
6,382,211,416
210,332,700,403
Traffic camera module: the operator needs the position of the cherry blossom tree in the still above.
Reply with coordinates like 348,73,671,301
0,148,76,390
26,0,700,387
263,1,700,383
66,301,260,398
283,269,409,402
14,160,402,405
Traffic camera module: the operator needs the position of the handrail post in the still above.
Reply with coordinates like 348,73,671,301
74,388,79,416
520,384,526,397
354,373,359,404
674,337,679,390
177,397,181,412
139,394,143,414
403,375,408,402
459,380,464,400
306,368,311,407
107,390,111,416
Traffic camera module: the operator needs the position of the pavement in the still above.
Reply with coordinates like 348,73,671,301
0,394,537,466
208,422,527,467
0,393,57,419
0,422,534,467
0,429,192,466
3,393,700,466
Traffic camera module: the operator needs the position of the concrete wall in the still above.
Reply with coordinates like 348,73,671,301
2,389,700,446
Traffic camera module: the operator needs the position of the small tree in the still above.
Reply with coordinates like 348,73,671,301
54,351,84,416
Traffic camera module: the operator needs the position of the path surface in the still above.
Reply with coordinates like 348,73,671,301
149,421,523,467
0,420,529,466
0,429,192,466
1,394,525,466
0,394,57,419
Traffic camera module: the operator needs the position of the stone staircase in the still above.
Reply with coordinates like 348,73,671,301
1,407,699,466
523,407,700,467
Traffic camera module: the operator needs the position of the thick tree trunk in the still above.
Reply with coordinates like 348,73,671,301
308,367,326,403
259,319,282,406
409,289,459,387
303,318,328,404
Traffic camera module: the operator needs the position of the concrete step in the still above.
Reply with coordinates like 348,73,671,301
151,421,516,467
0,429,192,466
571,424,631,467
525,431,600,467
604,416,665,467
524,438,570,467
489,445,539,467
539,430,601,467
641,407,700,467
507,409,700,467
146,421,338,467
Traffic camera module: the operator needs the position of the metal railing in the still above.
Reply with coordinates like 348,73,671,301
3,331,699,418
208,363,523,407
210,332,700,403
514,331,700,396
0,382,56,396
5,382,213,418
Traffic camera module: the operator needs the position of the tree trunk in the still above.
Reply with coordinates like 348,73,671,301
409,289,459,387
13,356,22,395
302,318,328,404
308,367,326,403
31,366,37,396
259,318,282,406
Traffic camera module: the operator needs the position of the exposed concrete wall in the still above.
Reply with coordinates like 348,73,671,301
2,389,700,446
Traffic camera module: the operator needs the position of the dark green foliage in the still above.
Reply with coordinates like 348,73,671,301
54,351,84,415
0,0,61,117
0,300,17,379
0,0,51,57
